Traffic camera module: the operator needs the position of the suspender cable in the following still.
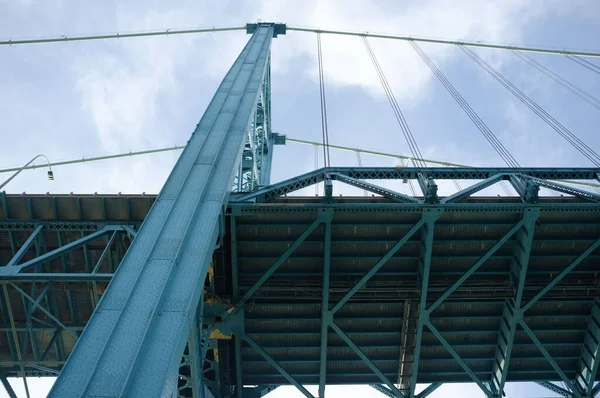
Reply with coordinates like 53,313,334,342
567,56,600,76
513,51,600,111
362,36,427,169
399,158,418,196
314,144,320,196
500,181,512,196
408,41,521,170
316,33,331,171
355,151,368,196
460,45,600,167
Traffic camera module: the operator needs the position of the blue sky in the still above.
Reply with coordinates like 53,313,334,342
1,0,600,396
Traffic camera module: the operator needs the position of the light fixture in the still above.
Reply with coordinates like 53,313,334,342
0,154,54,191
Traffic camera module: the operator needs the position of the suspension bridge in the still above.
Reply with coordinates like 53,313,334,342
1,21,600,398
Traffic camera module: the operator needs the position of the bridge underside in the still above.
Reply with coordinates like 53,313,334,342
1,193,600,396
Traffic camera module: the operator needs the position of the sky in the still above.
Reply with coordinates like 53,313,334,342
1,0,600,397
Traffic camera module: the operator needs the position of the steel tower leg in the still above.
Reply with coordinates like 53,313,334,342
49,23,283,397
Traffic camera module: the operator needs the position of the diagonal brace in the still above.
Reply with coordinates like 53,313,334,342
5,224,44,266
9,284,77,338
243,333,314,398
332,173,419,203
426,321,492,396
369,384,396,398
91,231,117,274
236,219,321,307
519,320,580,395
416,383,441,398
534,381,573,398
330,321,405,397
3,226,121,274
0,375,17,398
527,175,600,202
441,174,505,203
428,219,525,313
330,219,426,314
522,236,600,313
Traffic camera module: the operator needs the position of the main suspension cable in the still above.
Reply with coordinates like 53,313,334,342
0,26,245,46
408,40,520,169
460,45,600,166
513,51,600,111
567,56,600,76
362,36,427,168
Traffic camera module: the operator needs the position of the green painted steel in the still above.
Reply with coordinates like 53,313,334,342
242,333,314,398
47,23,279,397
416,383,441,398
427,220,525,313
330,321,404,397
408,211,440,398
330,219,426,314
522,237,600,312
236,219,321,307
519,320,580,395
534,381,573,398
426,321,492,395
1,15,600,390
574,299,600,396
0,26,245,46
490,209,540,397
319,216,332,398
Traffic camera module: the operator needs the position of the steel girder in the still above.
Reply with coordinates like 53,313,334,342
1,198,600,395
407,211,441,397
490,208,540,396
48,24,280,397
319,214,332,398
231,166,600,203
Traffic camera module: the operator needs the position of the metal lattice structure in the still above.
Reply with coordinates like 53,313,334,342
1,22,600,398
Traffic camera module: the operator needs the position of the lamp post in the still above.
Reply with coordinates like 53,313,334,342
0,154,54,191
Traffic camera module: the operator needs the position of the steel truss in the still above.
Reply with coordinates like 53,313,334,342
1,19,600,398
232,167,600,204
2,191,600,397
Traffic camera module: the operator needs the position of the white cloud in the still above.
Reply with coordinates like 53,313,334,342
255,0,561,104
73,0,565,159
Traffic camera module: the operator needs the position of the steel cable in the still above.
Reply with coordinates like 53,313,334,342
316,33,331,171
567,56,600,76
362,36,427,168
460,45,600,166
409,41,521,170
514,51,600,111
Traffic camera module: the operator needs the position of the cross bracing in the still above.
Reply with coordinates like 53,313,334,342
1,20,600,398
